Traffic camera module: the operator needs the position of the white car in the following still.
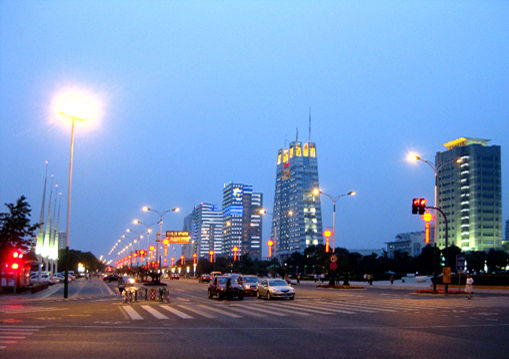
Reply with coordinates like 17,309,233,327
257,279,295,300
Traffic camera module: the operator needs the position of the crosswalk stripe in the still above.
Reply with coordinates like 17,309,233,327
333,301,397,312
197,305,242,318
235,304,289,317
122,306,143,320
0,341,17,344
268,302,341,315
160,305,193,319
0,336,26,340
226,306,266,317
254,303,311,316
141,306,169,320
308,302,368,314
178,305,217,319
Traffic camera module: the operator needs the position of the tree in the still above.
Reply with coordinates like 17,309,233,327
486,249,509,273
465,251,487,273
0,196,39,264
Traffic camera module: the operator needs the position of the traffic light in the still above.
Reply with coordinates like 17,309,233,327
412,198,426,215
412,198,419,214
11,250,23,270
418,198,426,215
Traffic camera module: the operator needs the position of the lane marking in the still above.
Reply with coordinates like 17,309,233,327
197,305,242,318
160,306,193,319
122,306,143,320
141,306,169,320
177,305,217,319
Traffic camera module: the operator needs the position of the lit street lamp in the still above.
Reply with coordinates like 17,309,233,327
313,189,355,253
143,206,179,269
60,97,89,299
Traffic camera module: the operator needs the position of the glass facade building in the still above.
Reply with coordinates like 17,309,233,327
222,182,263,260
183,203,223,259
436,137,502,252
272,139,323,259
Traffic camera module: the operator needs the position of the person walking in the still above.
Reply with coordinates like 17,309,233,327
226,278,233,307
118,277,125,296
465,273,474,299
390,275,394,285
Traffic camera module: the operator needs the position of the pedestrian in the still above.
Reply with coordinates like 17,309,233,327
297,274,301,285
465,273,474,299
390,275,394,285
363,274,367,282
314,274,317,283
320,273,325,283
226,278,233,307
118,277,125,295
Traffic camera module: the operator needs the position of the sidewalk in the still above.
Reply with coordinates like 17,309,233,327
298,276,509,293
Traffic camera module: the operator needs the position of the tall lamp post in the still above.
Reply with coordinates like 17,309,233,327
143,207,179,269
408,153,461,291
313,189,355,253
60,99,88,299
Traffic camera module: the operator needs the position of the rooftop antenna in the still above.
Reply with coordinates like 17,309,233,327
296,127,299,141
284,134,287,148
308,107,311,142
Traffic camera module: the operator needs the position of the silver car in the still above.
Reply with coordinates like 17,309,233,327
257,278,295,300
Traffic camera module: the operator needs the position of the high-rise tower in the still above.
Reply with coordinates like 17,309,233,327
436,137,502,252
272,136,323,259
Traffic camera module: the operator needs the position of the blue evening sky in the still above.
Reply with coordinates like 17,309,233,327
1,1,508,262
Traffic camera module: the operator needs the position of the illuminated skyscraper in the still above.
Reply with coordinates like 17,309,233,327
222,182,263,260
272,135,323,259
436,137,502,252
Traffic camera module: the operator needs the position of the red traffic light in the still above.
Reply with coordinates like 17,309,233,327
412,198,427,215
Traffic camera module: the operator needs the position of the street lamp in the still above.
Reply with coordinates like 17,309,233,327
313,189,355,253
142,207,179,269
60,97,89,299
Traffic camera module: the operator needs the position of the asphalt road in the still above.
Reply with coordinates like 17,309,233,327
1,277,508,359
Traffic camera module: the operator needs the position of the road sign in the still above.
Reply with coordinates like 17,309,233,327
330,255,338,263
330,262,338,270
456,254,466,274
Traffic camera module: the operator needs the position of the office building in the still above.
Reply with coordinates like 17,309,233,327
386,231,434,258
271,136,323,259
436,137,502,252
222,182,263,260
184,203,223,259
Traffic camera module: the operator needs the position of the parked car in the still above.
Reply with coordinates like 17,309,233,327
208,276,244,300
199,274,211,283
257,278,295,300
103,274,120,282
171,273,180,280
239,275,259,295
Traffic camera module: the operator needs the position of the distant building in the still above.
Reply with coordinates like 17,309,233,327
184,203,223,259
222,182,263,260
386,230,433,258
272,135,323,259
436,137,502,252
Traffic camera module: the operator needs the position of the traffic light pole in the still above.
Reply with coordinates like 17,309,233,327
426,206,449,293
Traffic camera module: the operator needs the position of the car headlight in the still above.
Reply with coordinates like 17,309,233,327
272,288,281,293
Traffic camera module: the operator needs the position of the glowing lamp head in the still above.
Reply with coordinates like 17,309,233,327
423,212,433,222
323,230,332,237
407,153,420,162
313,188,321,195
267,239,274,246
